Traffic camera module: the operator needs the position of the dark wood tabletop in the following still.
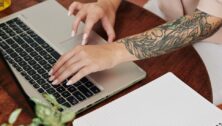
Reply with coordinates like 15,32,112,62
0,0,212,125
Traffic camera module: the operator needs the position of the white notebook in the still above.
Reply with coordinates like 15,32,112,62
73,72,222,126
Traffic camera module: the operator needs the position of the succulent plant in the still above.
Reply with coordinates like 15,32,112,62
1,94,76,126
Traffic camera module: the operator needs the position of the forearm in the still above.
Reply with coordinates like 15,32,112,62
116,10,222,60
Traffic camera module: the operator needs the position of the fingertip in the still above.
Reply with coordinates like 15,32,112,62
48,69,53,75
68,11,72,16
71,30,76,37
66,80,73,86
81,33,88,45
52,79,59,85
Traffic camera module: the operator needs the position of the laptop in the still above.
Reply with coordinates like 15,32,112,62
0,0,146,113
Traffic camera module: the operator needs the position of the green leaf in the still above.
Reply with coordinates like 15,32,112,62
28,118,42,126
1,123,7,126
8,108,22,124
61,111,76,123
42,93,58,106
31,97,46,105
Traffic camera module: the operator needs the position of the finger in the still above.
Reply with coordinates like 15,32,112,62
49,46,82,75
82,15,100,45
72,10,87,36
66,65,95,85
102,17,116,42
50,53,82,81
51,60,87,85
68,1,83,16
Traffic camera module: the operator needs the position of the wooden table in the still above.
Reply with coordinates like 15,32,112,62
0,0,212,125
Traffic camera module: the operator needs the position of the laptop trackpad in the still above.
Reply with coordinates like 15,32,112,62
21,0,84,44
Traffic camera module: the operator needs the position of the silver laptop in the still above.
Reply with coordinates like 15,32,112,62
0,0,146,113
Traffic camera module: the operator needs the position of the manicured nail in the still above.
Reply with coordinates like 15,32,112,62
81,33,88,45
66,80,73,85
71,30,76,37
68,11,72,16
48,69,53,75
52,80,58,85
49,76,55,81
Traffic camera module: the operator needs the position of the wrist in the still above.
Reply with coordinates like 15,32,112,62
108,42,138,65
98,0,121,13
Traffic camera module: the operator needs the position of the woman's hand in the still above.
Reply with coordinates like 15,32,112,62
68,1,120,44
48,43,137,85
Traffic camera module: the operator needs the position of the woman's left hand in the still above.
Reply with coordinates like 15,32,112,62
48,43,135,85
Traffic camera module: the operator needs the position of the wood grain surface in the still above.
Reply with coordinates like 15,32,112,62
0,0,212,124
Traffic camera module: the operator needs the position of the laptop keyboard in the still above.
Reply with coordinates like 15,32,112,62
0,17,101,108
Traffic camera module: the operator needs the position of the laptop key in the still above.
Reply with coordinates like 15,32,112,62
73,91,86,101
48,58,56,64
25,47,34,52
62,102,71,108
55,86,65,92
11,43,20,49
19,61,27,67
27,69,36,76
33,35,45,44
23,65,32,71
33,83,40,89
80,77,89,83
37,68,46,74
13,36,25,45
36,79,46,85
14,57,23,62
61,91,71,98
30,51,38,57
6,49,15,54
37,88,45,93
6,38,15,45
90,86,101,94
57,97,66,104
23,55,32,61
42,54,52,59
67,86,77,92
50,51,60,59
67,96,78,105
42,84,51,90
27,59,37,65
46,88,56,94
34,55,43,61
0,42,10,49
84,82,94,88
33,64,41,70
53,92,61,98
78,85,93,97
32,74,41,80
38,60,47,65
43,64,51,71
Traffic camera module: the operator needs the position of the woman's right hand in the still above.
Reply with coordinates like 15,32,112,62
68,1,120,45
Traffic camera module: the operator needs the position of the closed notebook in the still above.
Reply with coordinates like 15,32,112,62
73,72,222,126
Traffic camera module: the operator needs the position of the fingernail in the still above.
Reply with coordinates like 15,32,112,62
83,33,88,40
49,76,55,81
52,79,58,85
66,80,73,85
81,33,88,45
48,69,53,75
71,30,76,37
68,11,72,16
81,39,87,45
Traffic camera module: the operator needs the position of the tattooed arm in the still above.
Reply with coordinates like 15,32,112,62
117,10,222,60
50,10,222,85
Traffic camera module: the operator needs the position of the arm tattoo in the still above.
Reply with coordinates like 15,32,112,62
117,10,222,59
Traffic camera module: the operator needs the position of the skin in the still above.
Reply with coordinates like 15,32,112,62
48,1,222,86
68,0,121,44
